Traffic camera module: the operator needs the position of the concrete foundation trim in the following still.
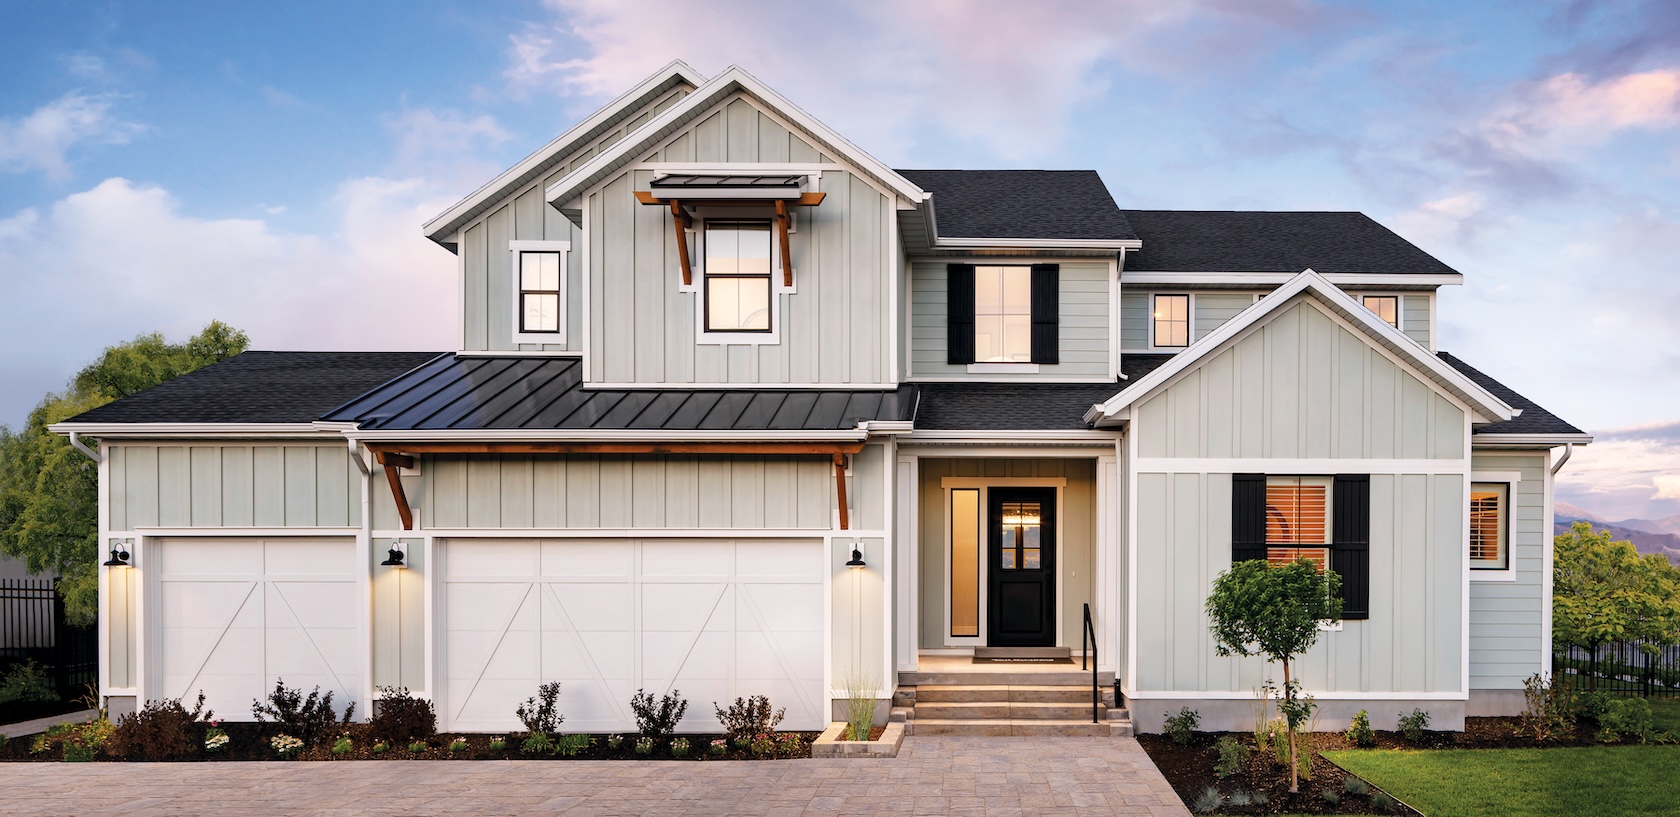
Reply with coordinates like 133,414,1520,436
811,721,906,758
1129,698,1467,733
1467,689,1526,717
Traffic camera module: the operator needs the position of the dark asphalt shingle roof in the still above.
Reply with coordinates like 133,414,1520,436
64,351,444,425
1120,210,1459,275
323,355,913,431
913,355,1174,430
1438,352,1585,436
896,169,1137,241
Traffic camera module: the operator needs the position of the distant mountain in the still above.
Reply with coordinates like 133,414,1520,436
1611,514,1680,537
1555,501,1611,525
1555,516,1680,566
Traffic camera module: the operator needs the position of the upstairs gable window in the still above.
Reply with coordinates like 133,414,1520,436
703,219,773,333
975,265,1032,362
1153,294,1190,348
509,240,570,344
1362,295,1400,329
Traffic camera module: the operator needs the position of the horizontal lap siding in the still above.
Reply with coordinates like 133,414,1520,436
1119,292,1148,351
1468,453,1547,689
1133,471,1463,693
108,444,360,530
373,454,840,531
910,260,1111,379
1403,295,1431,348
1137,300,1465,459
588,95,883,386
1193,293,1255,341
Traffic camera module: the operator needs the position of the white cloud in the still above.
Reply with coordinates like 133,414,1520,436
1556,420,1680,521
0,92,144,179
1472,69,1680,164
1655,474,1680,501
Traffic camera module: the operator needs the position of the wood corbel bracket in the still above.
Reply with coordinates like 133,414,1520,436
775,199,793,288
669,200,694,286
374,450,415,530
833,453,850,531
633,191,826,291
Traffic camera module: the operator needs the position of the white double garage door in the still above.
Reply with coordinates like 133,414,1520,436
151,536,826,732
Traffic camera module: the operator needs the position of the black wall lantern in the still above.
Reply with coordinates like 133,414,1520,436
845,545,866,568
103,538,132,568
380,543,407,569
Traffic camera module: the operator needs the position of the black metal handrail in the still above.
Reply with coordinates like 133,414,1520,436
1081,602,1098,723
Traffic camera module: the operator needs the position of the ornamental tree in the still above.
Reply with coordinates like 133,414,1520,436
1206,558,1342,793
1553,521,1680,652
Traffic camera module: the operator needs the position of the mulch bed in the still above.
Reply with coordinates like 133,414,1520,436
0,721,822,762
1138,716,1634,815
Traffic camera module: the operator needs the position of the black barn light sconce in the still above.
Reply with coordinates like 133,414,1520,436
103,538,132,568
845,545,866,568
380,541,409,569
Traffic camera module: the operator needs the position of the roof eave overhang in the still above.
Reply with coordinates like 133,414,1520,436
1088,268,1517,426
422,60,708,247
1470,433,1593,448
544,66,926,212
1120,271,1463,288
898,429,1119,446
47,422,340,439
932,237,1140,250
343,428,870,443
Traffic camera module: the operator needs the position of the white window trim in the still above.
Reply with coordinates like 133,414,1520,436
1470,471,1521,581
1352,292,1403,332
967,362,1040,374
685,209,792,346
1149,292,1194,351
509,240,570,345
938,477,1068,648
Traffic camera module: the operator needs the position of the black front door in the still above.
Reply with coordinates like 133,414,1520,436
986,488,1056,647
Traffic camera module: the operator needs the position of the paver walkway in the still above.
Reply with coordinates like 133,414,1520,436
0,736,1189,816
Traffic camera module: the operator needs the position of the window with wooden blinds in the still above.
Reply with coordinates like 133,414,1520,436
1265,477,1332,570
1470,483,1509,570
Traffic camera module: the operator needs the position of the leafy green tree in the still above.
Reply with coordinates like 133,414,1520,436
1206,559,1342,793
1553,521,1680,653
0,321,248,624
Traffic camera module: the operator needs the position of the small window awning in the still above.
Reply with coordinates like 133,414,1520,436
634,174,827,288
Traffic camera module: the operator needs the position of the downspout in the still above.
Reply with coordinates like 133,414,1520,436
67,431,100,463
1550,443,1573,476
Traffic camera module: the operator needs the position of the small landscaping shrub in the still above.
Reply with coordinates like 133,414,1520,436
407,739,428,754
714,695,784,744
1191,786,1222,814
370,686,436,745
516,682,564,737
630,688,688,739
1212,735,1248,779
776,732,803,756
1229,790,1253,807
1590,695,1654,743
1321,788,1340,805
670,737,691,757
1345,708,1376,747
555,733,593,757
606,734,624,749
331,735,354,756
1163,706,1200,745
372,741,389,754
0,733,10,748
448,736,469,753
252,679,354,748
1521,672,1578,742
0,660,57,704
1266,717,1290,764
204,726,228,753
488,736,506,751
1397,708,1430,744
271,734,304,758
1343,775,1371,797
1371,791,1397,812
110,692,213,760
34,717,114,762
750,732,776,757
709,738,726,756
521,733,554,754
843,672,878,744
633,736,654,755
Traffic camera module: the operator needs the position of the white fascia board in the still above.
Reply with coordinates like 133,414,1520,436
343,429,870,443
1090,268,1516,425
47,422,338,438
422,60,707,243
545,66,926,209
897,429,1119,445
931,236,1141,250
1471,433,1593,448
1121,271,1463,288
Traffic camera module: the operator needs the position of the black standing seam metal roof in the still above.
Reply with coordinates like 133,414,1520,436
321,355,914,431
62,351,447,425
895,169,1137,242
1119,210,1460,275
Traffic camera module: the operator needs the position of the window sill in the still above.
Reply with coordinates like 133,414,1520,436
1470,568,1517,582
967,362,1040,374
698,330,781,346
512,332,567,345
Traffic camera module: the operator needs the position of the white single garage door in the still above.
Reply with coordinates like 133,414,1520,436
151,537,361,718
439,538,825,733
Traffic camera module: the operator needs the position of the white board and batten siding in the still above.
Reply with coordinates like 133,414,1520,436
585,94,895,387
910,261,1112,380
1129,298,1469,698
1119,291,1435,352
1468,452,1548,689
461,86,690,353
108,444,362,530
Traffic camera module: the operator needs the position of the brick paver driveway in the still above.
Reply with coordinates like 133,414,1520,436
0,736,1189,816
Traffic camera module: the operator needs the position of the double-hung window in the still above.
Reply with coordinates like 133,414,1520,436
975,266,1032,363
1470,483,1509,571
1153,294,1190,348
1362,295,1400,329
1264,476,1332,570
509,240,569,344
703,219,773,333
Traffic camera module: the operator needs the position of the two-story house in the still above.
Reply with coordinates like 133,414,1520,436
55,62,1588,735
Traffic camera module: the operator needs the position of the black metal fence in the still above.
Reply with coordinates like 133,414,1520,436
1554,641,1680,699
0,578,97,697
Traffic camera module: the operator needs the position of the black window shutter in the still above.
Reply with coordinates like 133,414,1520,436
1030,264,1059,364
1232,474,1267,563
1332,475,1370,620
947,264,976,365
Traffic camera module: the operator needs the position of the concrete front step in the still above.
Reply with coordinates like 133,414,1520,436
908,718,1122,737
898,670,1115,686
915,701,1110,720
915,684,1115,705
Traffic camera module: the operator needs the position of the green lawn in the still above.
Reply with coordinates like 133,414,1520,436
1324,745,1680,817
1650,698,1680,733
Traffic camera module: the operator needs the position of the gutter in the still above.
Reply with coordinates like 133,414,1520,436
66,431,100,463
1550,443,1574,476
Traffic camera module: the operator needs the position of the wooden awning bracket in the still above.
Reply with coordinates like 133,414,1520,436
634,190,826,291
374,451,416,531
775,200,793,288
834,453,850,531
670,200,693,287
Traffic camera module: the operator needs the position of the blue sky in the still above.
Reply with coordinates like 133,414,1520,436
2,0,1678,520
